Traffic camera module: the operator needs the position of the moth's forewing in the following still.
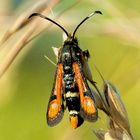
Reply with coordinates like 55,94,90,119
72,62,98,121
47,64,64,126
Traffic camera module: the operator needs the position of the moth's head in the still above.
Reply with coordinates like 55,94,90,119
63,32,78,46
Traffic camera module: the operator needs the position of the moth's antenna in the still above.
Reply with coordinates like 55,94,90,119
72,11,102,40
29,13,69,37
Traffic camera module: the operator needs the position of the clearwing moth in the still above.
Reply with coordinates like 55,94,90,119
29,11,102,128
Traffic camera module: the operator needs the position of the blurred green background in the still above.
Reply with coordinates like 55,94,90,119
0,0,140,140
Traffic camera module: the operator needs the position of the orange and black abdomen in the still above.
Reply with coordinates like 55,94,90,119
65,93,84,129
63,63,84,128
61,44,84,128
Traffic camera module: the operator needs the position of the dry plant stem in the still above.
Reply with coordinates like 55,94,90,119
0,26,37,77
0,1,48,47
0,0,81,78
0,0,60,78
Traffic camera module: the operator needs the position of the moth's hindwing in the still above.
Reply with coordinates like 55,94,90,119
72,62,98,122
47,64,64,126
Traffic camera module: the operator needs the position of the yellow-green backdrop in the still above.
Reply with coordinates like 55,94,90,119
0,0,140,140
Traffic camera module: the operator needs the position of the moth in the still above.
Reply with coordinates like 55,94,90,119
29,11,102,128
